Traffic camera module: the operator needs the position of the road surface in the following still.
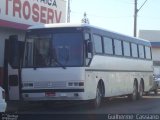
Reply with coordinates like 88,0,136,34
6,91,160,114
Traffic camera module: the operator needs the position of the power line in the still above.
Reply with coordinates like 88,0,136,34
138,0,148,12
71,11,132,19
111,0,134,4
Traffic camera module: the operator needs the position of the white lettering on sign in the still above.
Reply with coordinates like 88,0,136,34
0,0,66,29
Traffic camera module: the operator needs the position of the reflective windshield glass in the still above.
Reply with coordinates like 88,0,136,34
53,33,83,66
23,30,83,68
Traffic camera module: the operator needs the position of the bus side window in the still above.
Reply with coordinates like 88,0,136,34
93,34,103,54
145,46,152,60
131,43,138,58
138,45,145,59
123,41,131,57
114,39,122,56
103,37,113,55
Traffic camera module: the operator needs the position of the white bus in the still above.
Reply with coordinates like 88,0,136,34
21,23,153,108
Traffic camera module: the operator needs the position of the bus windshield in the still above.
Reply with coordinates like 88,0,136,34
23,30,84,68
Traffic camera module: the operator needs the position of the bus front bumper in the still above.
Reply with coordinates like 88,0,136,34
21,89,87,101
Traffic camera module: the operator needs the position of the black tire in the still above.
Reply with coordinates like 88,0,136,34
145,91,149,96
138,81,144,99
154,89,158,95
128,81,138,101
94,86,102,108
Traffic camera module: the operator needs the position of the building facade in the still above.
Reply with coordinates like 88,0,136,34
139,30,160,75
0,0,66,100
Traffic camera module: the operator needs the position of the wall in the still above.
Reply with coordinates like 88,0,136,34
139,30,160,42
152,48,160,61
139,30,160,75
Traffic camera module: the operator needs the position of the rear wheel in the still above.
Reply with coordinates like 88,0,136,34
145,91,149,96
154,89,158,95
138,81,144,99
128,81,138,101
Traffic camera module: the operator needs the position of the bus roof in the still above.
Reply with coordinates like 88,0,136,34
27,23,136,39
28,23,151,46
28,23,87,29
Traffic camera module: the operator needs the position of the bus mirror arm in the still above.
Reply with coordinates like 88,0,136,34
87,41,93,53
52,48,57,61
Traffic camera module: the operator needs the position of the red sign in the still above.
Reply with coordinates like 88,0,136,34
0,0,66,30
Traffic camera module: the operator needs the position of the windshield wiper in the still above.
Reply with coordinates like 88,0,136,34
52,48,66,69
53,58,66,69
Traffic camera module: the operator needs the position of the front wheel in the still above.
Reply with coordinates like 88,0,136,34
94,86,102,108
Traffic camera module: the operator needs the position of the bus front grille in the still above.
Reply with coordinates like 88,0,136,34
33,81,67,88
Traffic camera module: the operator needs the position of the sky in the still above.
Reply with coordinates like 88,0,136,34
69,0,160,37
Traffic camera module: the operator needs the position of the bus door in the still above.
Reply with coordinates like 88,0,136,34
4,35,24,100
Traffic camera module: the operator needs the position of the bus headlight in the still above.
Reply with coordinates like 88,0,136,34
79,82,84,86
68,82,84,87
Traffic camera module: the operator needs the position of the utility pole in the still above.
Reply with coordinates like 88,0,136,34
134,0,137,37
67,0,71,23
133,0,148,37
